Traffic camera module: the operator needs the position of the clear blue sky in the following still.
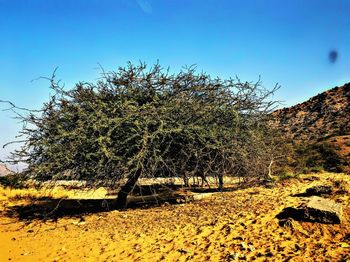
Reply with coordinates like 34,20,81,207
1,0,350,165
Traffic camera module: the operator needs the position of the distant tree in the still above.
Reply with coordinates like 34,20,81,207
2,62,279,207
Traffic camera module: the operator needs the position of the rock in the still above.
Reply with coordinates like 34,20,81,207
276,207,305,221
294,185,333,197
304,196,342,224
305,185,332,196
276,197,342,224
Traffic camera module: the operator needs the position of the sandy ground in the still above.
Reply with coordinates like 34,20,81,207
0,173,349,261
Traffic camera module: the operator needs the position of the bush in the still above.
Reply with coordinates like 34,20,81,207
0,174,26,189
4,62,279,207
293,141,345,173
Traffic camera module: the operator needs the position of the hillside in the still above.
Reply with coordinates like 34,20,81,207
272,83,350,141
0,164,12,177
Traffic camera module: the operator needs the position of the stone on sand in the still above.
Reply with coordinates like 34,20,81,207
277,196,342,224
304,196,342,224
305,185,332,196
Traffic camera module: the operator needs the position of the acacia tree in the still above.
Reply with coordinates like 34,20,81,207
3,62,280,207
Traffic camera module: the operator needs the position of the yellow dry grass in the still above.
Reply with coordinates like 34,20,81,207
0,173,349,261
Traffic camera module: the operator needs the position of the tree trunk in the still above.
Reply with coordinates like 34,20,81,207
183,173,189,187
115,168,142,209
200,174,210,188
218,175,224,192
267,159,274,180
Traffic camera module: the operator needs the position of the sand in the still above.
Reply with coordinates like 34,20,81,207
0,173,349,261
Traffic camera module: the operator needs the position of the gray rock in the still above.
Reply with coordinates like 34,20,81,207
276,196,342,224
304,196,342,224
293,185,333,197
305,185,332,196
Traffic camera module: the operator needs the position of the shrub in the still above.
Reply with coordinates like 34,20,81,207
0,174,26,189
293,141,345,173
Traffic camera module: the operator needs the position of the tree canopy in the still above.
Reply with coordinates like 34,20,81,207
4,62,280,206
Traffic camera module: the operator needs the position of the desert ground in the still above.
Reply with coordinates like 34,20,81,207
0,173,349,261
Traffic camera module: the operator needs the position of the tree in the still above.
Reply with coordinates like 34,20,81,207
3,62,279,207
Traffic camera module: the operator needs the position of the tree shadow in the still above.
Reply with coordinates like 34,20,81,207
2,189,198,222
4,198,116,222
276,207,306,222
2,183,253,222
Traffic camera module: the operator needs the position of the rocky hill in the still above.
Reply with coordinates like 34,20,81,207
0,164,12,177
272,83,350,141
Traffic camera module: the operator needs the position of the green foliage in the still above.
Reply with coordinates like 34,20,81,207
6,62,279,189
293,141,345,173
0,174,26,189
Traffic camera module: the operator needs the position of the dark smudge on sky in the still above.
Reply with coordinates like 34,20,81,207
329,50,338,64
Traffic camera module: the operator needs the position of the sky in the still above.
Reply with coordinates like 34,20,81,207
1,0,350,166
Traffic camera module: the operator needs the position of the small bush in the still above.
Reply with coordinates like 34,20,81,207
292,141,346,173
0,174,26,189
